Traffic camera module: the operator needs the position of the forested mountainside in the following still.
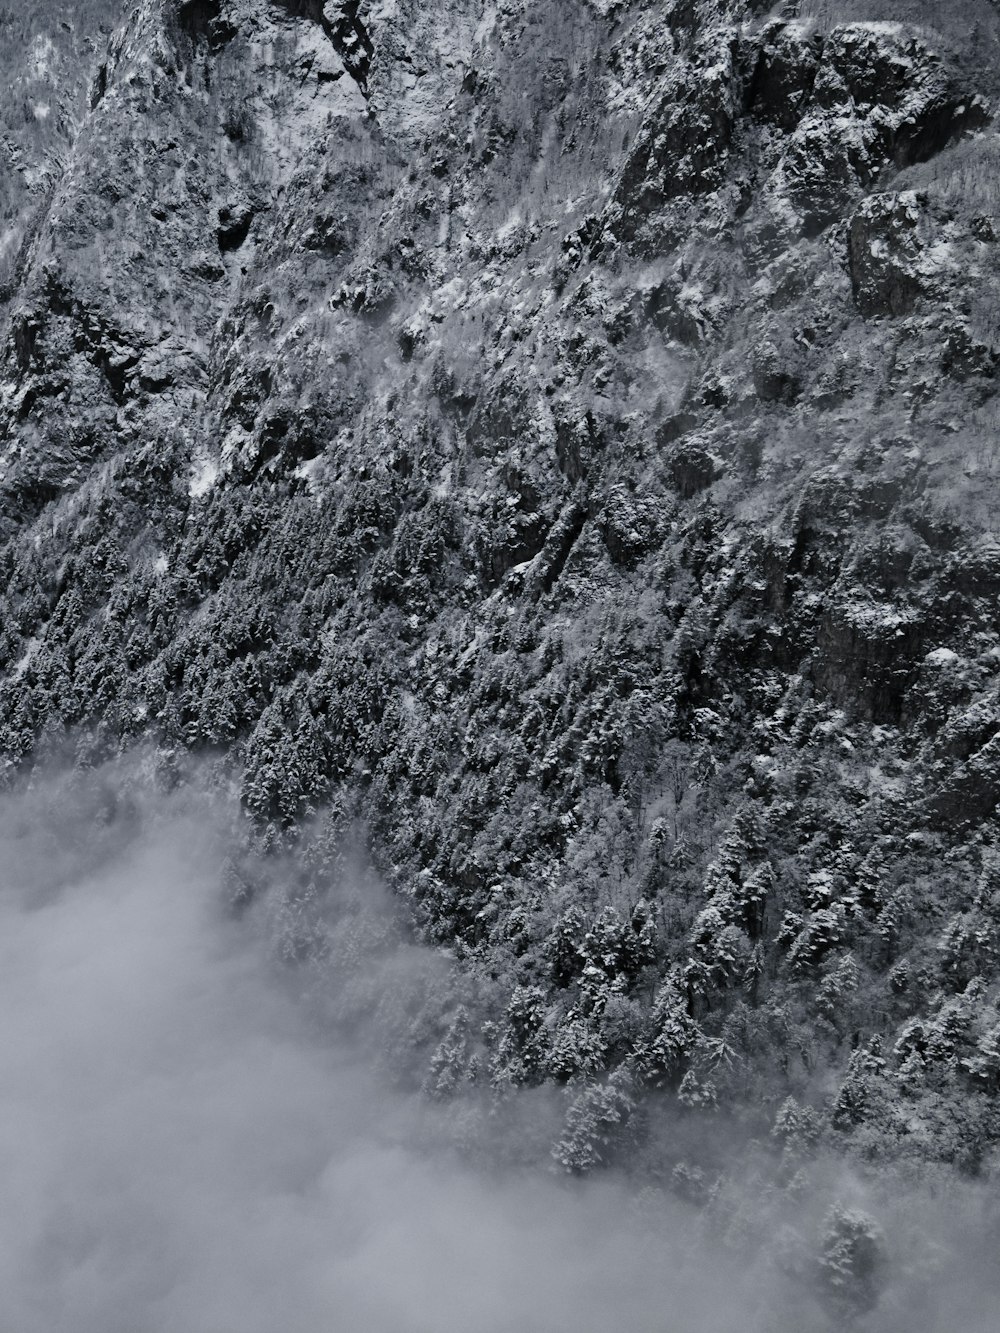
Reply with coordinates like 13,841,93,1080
5,0,1000,1263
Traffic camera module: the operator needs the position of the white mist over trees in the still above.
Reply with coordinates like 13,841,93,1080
0,763,997,1333
0,768,750,1331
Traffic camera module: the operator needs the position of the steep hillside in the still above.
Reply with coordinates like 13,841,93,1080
0,2,126,303
4,0,1000,1237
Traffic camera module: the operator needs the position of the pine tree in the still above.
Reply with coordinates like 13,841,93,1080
551,1072,635,1174
817,1206,885,1318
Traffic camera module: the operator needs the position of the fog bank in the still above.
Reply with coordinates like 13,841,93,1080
0,774,754,1333
0,767,996,1333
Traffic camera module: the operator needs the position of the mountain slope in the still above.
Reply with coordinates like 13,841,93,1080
3,0,1000,1199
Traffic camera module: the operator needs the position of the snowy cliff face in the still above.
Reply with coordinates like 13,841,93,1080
4,0,1000,1183
0,4,124,296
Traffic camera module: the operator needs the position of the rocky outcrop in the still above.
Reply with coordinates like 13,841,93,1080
848,191,933,317
612,38,742,236
175,0,237,49
602,15,990,258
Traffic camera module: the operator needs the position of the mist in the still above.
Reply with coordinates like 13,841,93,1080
0,765,996,1333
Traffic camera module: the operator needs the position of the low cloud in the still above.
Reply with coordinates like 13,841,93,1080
0,766,996,1333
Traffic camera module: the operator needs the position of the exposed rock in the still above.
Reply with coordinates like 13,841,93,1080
746,21,822,130
610,35,741,243
217,196,256,252
176,0,237,50
847,191,931,318
777,27,989,237
752,334,803,403
817,598,926,721
668,440,719,498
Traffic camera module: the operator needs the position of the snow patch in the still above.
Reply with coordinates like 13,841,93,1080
189,456,219,499
474,4,497,43
839,21,908,39
28,36,56,81
13,637,40,679
925,647,960,667
293,454,325,498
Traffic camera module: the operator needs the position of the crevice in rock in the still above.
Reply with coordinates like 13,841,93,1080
328,0,374,93
95,350,134,406
90,63,108,110
217,202,255,253
892,97,991,169
535,501,586,596
11,313,40,376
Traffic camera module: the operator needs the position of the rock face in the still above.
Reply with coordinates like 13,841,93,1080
0,3,127,304
4,0,1000,1184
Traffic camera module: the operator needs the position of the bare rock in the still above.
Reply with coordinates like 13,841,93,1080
847,191,931,318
